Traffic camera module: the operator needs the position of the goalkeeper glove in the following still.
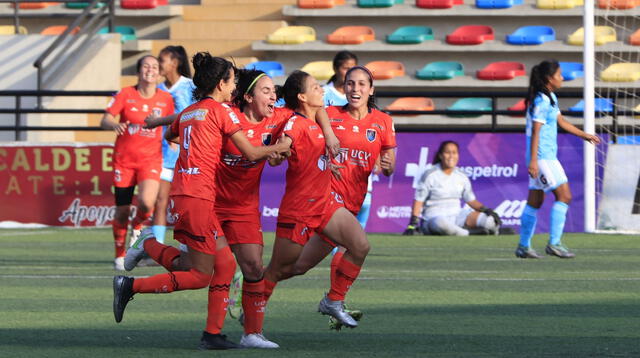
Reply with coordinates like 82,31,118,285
402,215,420,236
480,207,502,226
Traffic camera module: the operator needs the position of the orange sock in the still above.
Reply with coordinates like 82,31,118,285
112,220,128,258
263,278,277,303
131,209,152,231
133,268,211,293
205,246,236,335
327,258,361,301
330,251,344,285
242,279,265,335
143,239,180,271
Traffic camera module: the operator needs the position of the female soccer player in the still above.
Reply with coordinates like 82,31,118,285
112,53,289,350
402,140,502,237
100,55,174,271
516,59,600,259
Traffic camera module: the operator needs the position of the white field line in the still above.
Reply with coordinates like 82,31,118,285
0,230,58,237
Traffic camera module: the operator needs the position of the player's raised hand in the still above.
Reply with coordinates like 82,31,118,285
114,121,129,136
583,133,601,145
528,160,539,179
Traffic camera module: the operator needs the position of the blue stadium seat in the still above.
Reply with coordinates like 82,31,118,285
246,61,285,77
559,62,584,81
476,0,523,8
568,98,613,116
506,26,555,45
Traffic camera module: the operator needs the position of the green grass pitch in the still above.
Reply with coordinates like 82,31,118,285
1,229,639,357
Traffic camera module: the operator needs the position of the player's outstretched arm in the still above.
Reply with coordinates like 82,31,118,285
231,131,290,162
557,115,601,145
100,113,128,136
315,108,340,157
164,125,179,144
145,113,178,129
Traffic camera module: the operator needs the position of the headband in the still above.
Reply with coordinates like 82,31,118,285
247,73,267,94
345,65,373,81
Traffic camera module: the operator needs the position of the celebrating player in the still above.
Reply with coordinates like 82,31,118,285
402,140,502,237
112,53,290,350
100,55,174,271
516,59,600,259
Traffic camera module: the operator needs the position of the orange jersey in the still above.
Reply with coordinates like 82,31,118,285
326,106,396,213
169,99,241,201
215,107,293,218
278,112,331,222
106,86,174,166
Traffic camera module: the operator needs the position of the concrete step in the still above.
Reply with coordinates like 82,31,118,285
200,0,294,4
170,20,286,40
182,4,286,21
152,39,259,58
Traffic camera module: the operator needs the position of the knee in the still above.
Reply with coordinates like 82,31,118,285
559,192,572,204
114,208,130,223
240,260,264,281
137,201,153,214
349,238,370,261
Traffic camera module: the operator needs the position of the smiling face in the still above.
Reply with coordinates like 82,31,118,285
547,67,563,91
137,56,160,85
246,75,277,118
439,142,459,170
345,68,374,111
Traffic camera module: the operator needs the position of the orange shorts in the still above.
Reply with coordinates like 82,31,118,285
317,192,356,248
220,216,263,246
275,214,324,246
113,159,161,188
170,195,222,255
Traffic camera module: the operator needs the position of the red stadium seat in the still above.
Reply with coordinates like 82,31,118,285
326,26,375,44
477,61,526,80
40,25,80,35
385,97,435,114
416,0,463,8
11,2,58,9
298,0,345,8
597,0,638,8
446,25,494,45
629,29,640,45
507,99,526,116
365,61,405,80
121,0,157,9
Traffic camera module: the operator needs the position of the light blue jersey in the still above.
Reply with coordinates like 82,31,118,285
158,76,195,169
323,82,347,107
526,92,559,164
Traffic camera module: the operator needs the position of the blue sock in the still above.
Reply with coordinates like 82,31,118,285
519,205,538,247
151,225,166,244
549,201,569,246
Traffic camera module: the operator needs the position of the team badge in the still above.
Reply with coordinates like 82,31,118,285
262,133,272,145
366,129,376,142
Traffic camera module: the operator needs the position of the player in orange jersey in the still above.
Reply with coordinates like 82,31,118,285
100,55,174,271
112,53,290,350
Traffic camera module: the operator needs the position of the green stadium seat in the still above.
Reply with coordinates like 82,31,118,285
447,98,492,117
65,2,106,8
386,26,434,44
358,0,404,7
416,61,464,80
98,26,137,42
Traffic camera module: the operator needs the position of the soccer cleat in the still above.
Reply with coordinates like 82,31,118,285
545,244,576,259
113,275,135,323
124,227,155,271
114,257,125,271
318,294,357,328
129,228,141,247
515,245,543,259
228,271,243,320
239,333,279,349
198,332,241,350
329,306,363,331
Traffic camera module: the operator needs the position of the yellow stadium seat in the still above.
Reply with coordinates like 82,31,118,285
634,103,640,118
600,63,640,82
301,61,334,80
0,25,27,35
266,26,316,44
567,26,616,45
536,0,583,8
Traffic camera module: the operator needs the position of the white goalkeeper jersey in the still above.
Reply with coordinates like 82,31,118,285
414,163,476,219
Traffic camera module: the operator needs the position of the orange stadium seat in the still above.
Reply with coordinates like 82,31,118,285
629,29,640,45
477,61,526,80
365,61,405,80
297,0,345,8
507,99,526,116
40,25,79,35
597,0,638,8
121,0,157,9
11,2,58,9
446,25,494,45
416,0,463,8
326,26,375,44
385,97,435,113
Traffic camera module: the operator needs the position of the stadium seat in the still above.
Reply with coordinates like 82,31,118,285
120,0,157,9
559,62,584,80
600,63,640,82
301,61,334,80
65,2,106,8
567,26,616,45
267,26,316,44
358,0,404,7
246,61,285,77
0,25,28,35
568,98,613,116
98,26,137,42
476,0,523,9
41,26,80,35
416,0,463,8
416,61,464,80
365,61,405,80
506,26,555,45
447,98,492,117
507,99,526,116
326,26,375,45
597,0,639,8
629,29,640,45
386,26,434,44
477,62,526,80
297,0,345,8
11,2,58,9
446,25,494,45
536,0,583,8
385,97,435,114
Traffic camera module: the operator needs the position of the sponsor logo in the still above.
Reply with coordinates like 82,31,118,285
152,107,162,117
335,148,348,163
166,199,178,225
352,126,359,133
262,206,279,217
262,133,272,145
131,107,138,112
227,110,240,124
376,205,412,219
309,125,318,130
180,109,207,122
330,118,343,123
336,125,346,130
318,133,324,139
142,104,149,112
266,124,277,129
126,98,135,103
459,164,519,180
178,167,200,174
317,154,329,171
284,118,295,131
366,129,376,142
156,102,167,107
493,199,527,226
58,198,128,227
127,124,140,135
372,123,384,130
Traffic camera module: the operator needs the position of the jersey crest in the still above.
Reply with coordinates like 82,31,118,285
366,128,376,143
262,133,272,146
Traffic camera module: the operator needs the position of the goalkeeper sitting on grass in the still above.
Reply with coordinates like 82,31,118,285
403,140,502,236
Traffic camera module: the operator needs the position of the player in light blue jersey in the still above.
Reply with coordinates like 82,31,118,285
144,45,195,243
516,59,600,259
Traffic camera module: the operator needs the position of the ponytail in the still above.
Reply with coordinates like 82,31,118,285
525,59,559,116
